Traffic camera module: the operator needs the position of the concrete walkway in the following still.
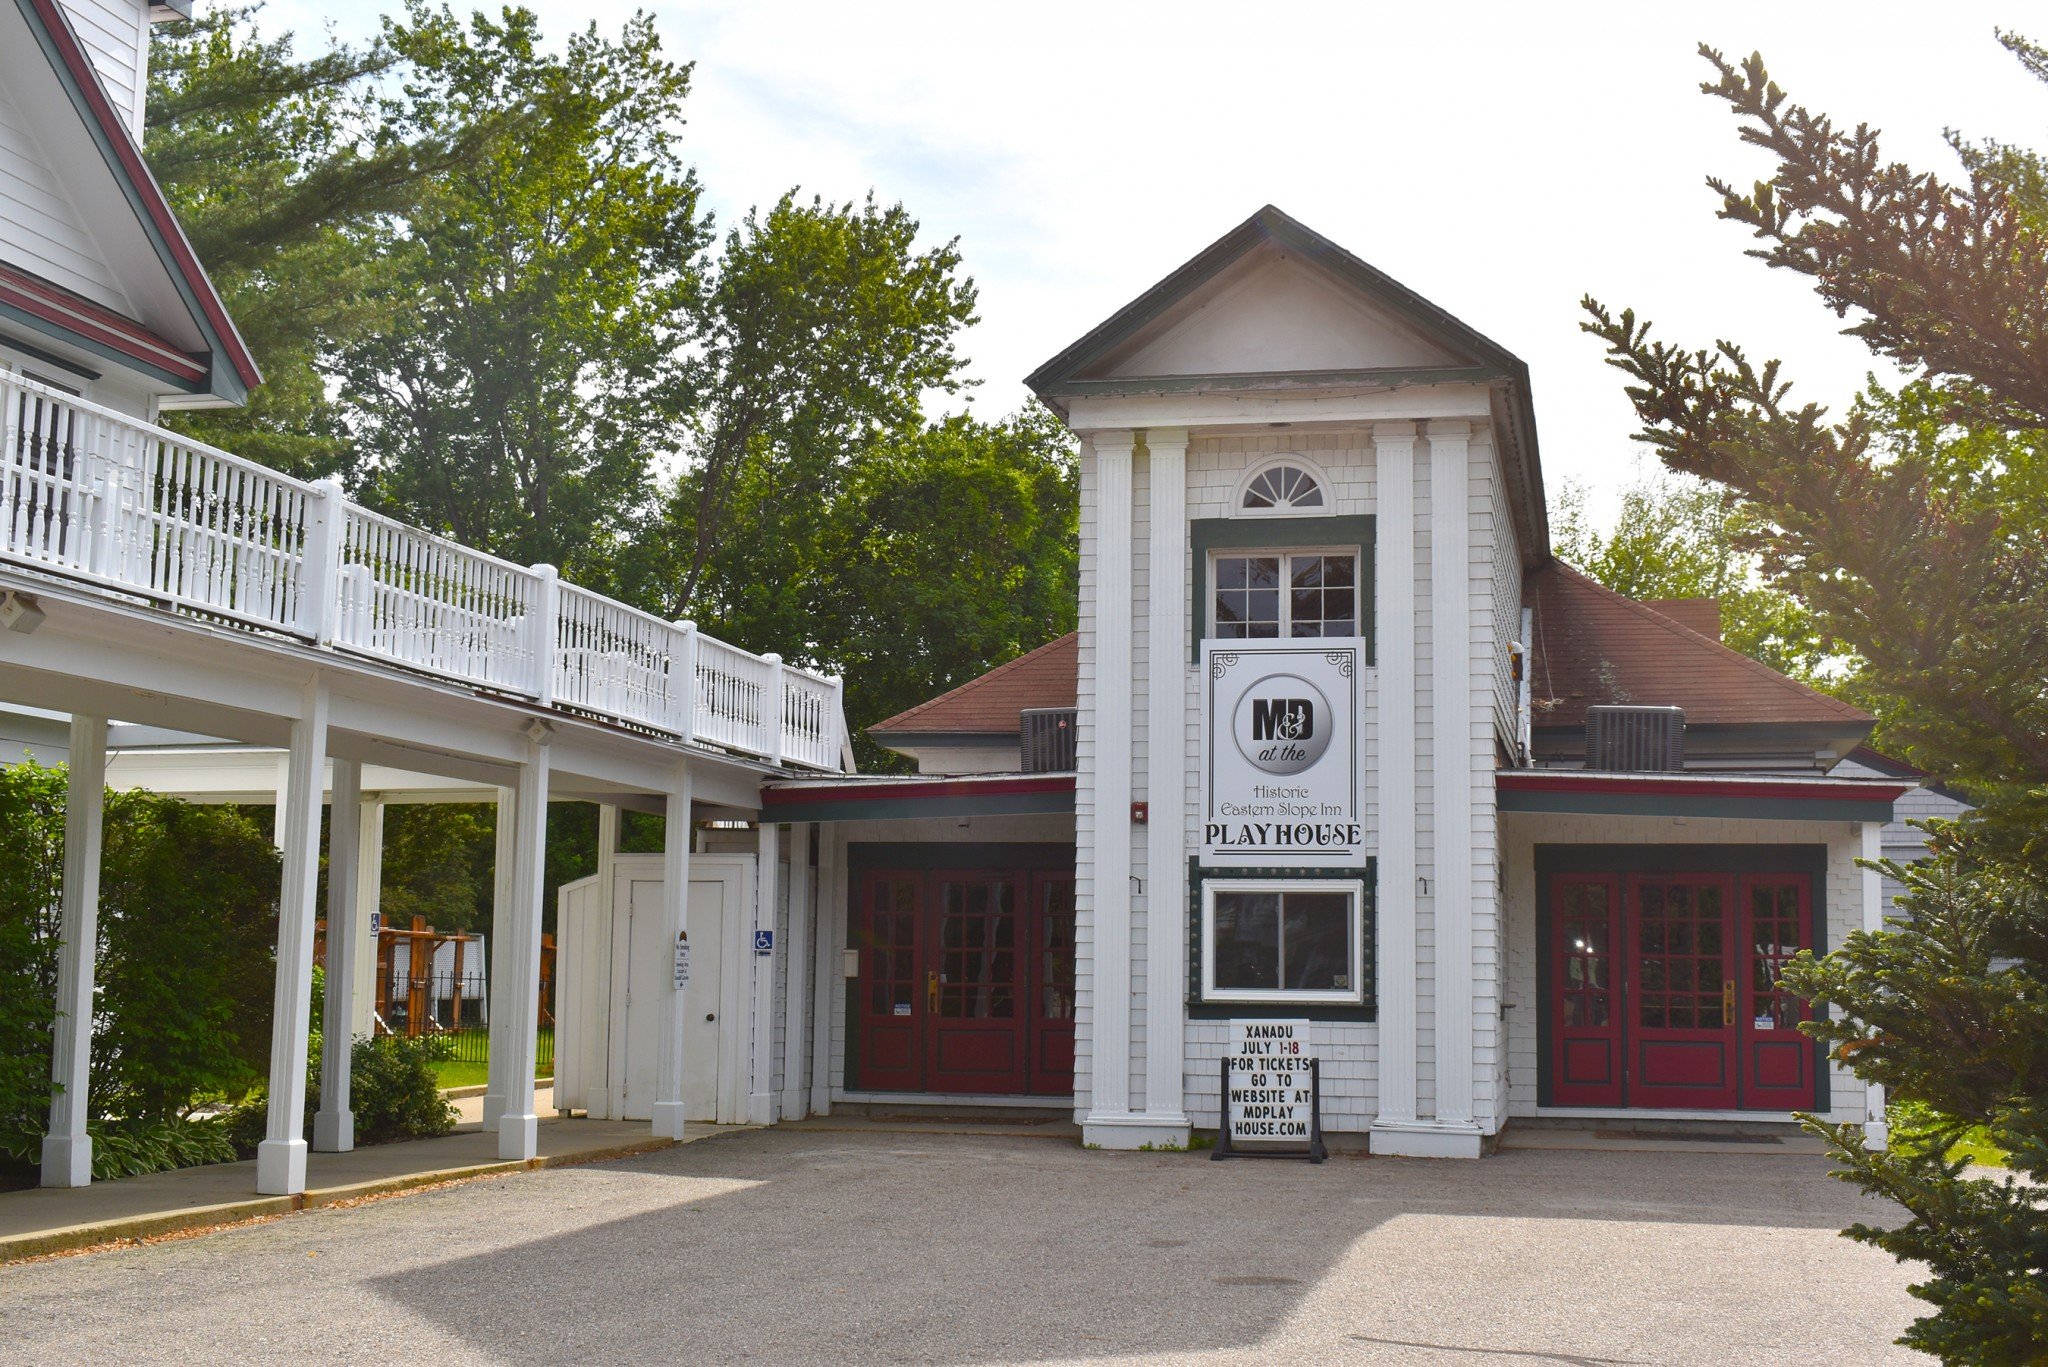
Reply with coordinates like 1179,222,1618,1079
0,1100,727,1262
0,1127,1924,1365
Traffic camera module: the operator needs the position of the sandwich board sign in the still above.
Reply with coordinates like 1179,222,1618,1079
1201,641,1365,868
1213,1018,1325,1163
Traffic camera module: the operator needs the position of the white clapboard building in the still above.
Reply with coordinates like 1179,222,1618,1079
2,0,1919,1204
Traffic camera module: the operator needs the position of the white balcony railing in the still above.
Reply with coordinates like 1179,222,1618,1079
0,372,848,770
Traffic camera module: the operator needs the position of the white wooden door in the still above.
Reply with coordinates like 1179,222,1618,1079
611,856,748,1124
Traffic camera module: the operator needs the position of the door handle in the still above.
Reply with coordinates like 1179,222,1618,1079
1722,979,1736,1027
928,969,939,1014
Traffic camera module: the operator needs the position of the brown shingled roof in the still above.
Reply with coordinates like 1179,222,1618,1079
1527,563,1869,729
1643,597,1720,641
869,633,1078,737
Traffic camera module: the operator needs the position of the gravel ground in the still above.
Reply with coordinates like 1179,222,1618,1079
0,1127,1923,1366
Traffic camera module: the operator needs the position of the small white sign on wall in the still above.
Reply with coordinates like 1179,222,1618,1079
1224,1018,1315,1143
1201,641,1365,868
673,934,690,990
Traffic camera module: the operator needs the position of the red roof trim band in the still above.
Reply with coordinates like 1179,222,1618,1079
0,264,207,381
761,775,1075,808
25,0,260,391
1496,772,1912,804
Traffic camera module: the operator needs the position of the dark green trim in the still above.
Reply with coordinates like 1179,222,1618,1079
1189,514,1375,664
0,300,203,394
1499,789,1894,823
849,842,1074,871
1186,858,1377,1022
764,790,1074,824
866,730,1021,749
1533,844,1829,1113
0,326,101,381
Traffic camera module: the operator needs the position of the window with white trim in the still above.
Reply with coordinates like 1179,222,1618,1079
1238,460,1327,514
1201,879,1366,1005
1210,547,1359,638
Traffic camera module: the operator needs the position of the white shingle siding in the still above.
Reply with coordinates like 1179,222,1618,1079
0,78,132,313
59,0,151,138
1500,810,1873,1125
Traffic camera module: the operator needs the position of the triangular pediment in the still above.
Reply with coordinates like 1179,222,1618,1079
1027,205,1521,398
1085,240,1473,381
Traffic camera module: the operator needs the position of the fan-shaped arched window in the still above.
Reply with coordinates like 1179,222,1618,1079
1238,460,1327,515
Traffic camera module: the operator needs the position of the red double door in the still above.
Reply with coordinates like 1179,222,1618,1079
854,868,1076,1096
1550,872,1816,1110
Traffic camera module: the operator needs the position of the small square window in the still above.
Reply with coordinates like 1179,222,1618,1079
1211,549,1359,640
1201,879,1366,1005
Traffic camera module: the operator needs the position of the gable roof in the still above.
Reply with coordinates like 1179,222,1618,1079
1025,205,1547,563
1,0,258,402
1527,563,1869,731
869,633,1078,741
1643,597,1720,640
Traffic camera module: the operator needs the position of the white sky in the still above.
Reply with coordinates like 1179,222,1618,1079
270,1,2044,523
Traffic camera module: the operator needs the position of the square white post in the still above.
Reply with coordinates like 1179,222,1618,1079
313,758,363,1152
1427,419,1479,1139
651,764,693,1139
348,794,384,1043
40,714,107,1189
1859,821,1888,1150
497,730,551,1161
1370,423,1421,1139
257,679,330,1195
481,784,516,1132
1142,429,1191,1141
1082,430,1136,1145
749,821,779,1125
809,825,841,1115
780,825,813,1121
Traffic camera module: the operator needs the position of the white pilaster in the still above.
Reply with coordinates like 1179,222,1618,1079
1142,428,1191,1141
496,728,551,1162
313,758,363,1153
1083,429,1138,1145
257,679,330,1195
780,825,813,1121
750,821,779,1125
651,765,693,1139
1427,419,1480,1140
1370,422,1421,1140
1859,821,1888,1150
40,714,106,1189
481,784,515,1132
810,825,842,1115
348,794,384,1044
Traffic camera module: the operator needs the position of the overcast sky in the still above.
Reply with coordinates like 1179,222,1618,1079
270,1,2044,520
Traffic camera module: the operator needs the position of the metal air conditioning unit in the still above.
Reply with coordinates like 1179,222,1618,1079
1585,705,1685,772
1020,707,1077,772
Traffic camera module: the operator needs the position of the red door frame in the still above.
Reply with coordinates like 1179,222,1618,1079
923,869,1029,1094
1545,867,1819,1112
1623,873,1740,1110
1027,872,1077,1096
853,867,1076,1097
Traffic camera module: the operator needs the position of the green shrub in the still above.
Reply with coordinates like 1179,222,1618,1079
0,1116,237,1181
227,1032,457,1155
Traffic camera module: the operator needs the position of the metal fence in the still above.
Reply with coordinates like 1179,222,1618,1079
441,1026,554,1073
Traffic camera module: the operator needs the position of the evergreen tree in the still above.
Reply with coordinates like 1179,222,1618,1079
1583,40,2048,1364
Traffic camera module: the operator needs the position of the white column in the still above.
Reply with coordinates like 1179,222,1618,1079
810,825,842,1115
1859,821,1888,1150
1084,429,1136,1144
1371,423,1421,1139
497,728,551,1162
40,714,106,1189
1142,429,1191,1139
780,825,813,1121
257,679,330,1196
348,795,384,1043
749,821,779,1125
1428,419,1479,1139
651,765,693,1139
313,758,362,1153
481,784,516,1132
348,795,385,1041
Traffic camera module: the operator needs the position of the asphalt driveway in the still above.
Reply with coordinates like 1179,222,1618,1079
0,1126,1923,1365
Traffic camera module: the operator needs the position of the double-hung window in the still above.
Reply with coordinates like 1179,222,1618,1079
1210,548,1359,639
1201,878,1367,1005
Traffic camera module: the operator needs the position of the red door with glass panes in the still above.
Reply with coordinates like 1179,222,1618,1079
853,868,1076,1096
1547,869,1817,1111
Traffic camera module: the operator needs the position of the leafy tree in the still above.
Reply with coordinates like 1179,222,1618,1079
659,192,981,618
1583,39,2048,1363
377,804,495,934
1552,468,1828,678
146,6,462,479
343,5,710,580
